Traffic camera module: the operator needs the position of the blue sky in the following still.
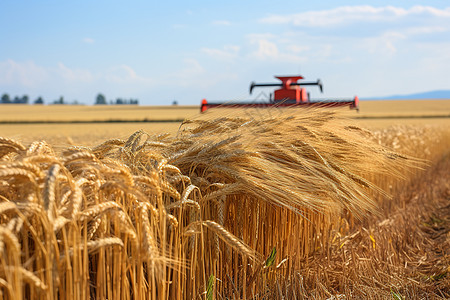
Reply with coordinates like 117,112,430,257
1,1,449,105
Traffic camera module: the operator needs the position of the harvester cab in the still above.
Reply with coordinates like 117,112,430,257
249,76,323,104
200,75,359,112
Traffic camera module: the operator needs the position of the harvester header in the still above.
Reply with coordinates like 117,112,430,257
201,75,359,112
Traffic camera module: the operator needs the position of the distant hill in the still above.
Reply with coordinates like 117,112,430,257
365,90,450,100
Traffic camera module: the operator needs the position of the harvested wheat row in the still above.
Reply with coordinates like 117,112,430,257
0,107,433,299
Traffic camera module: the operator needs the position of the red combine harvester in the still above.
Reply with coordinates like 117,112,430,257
200,75,359,112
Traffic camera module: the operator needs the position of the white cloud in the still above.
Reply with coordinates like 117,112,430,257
403,26,448,36
247,5,450,66
362,32,404,56
0,60,158,101
247,34,278,59
253,39,279,59
0,59,49,87
286,45,310,54
408,6,450,17
57,63,94,82
246,34,308,63
260,5,450,27
105,64,153,84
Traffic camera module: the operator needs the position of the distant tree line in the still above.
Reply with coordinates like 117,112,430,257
1,93,32,104
0,93,139,105
1,93,74,105
95,93,139,105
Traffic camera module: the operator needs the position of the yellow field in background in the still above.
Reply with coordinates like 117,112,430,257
0,104,199,122
357,99,450,117
0,123,183,147
1,100,448,122
0,100,448,146
0,105,200,145
351,99,450,129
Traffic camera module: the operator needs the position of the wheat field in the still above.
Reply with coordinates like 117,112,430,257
0,105,198,122
0,102,449,299
1,100,449,145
